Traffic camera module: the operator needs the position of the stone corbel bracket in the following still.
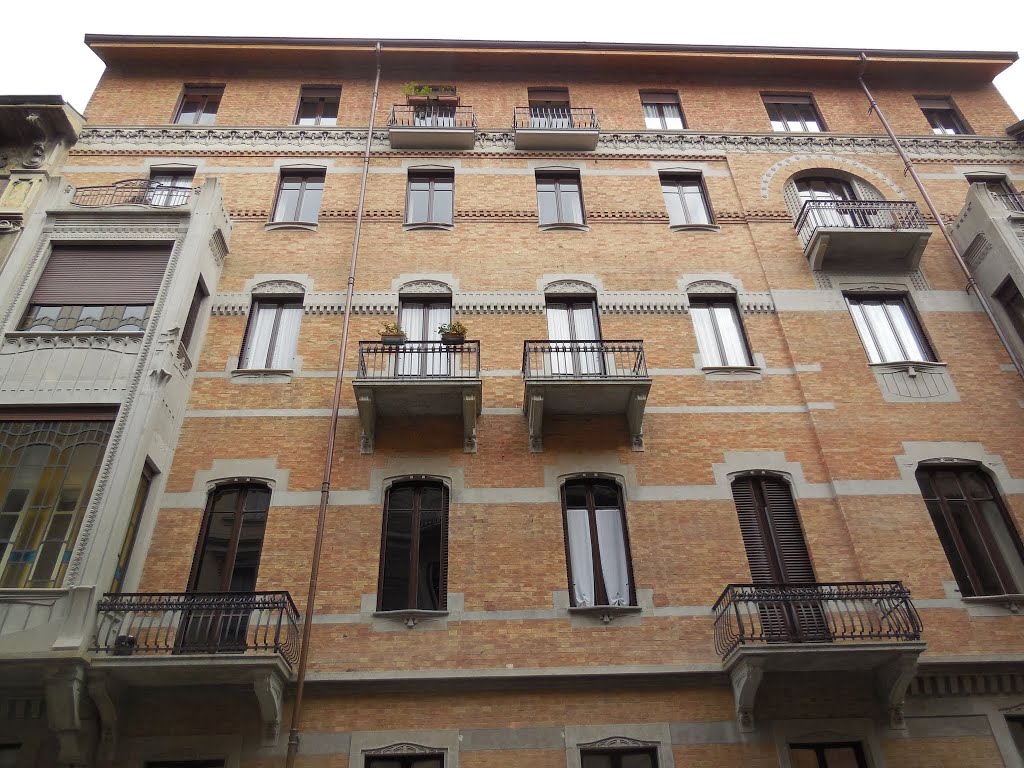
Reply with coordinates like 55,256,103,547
254,669,286,745
45,662,96,767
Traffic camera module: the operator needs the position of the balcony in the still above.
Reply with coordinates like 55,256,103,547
70,178,195,208
353,340,482,454
388,105,477,149
795,200,931,271
995,192,1024,214
513,107,600,151
522,340,651,452
92,591,299,742
713,582,925,730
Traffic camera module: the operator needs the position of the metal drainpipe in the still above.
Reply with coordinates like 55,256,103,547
284,41,383,768
857,53,1024,381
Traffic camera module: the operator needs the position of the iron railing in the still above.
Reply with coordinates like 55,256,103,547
389,104,476,129
514,106,599,131
356,340,481,379
522,340,648,379
712,581,922,658
794,200,928,247
995,193,1024,214
71,179,194,208
94,591,300,666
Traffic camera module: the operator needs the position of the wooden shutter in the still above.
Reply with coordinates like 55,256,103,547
439,484,449,611
31,244,173,305
761,477,816,583
732,477,777,584
783,180,804,220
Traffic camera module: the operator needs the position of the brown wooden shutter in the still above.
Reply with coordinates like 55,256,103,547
439,484,449,611
732,477,776,584
761,477,816,584
30,244,173,305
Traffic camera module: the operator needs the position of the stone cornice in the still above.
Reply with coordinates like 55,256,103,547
74,125,1024,161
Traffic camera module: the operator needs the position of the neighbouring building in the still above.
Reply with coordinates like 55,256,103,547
1,34,1024,768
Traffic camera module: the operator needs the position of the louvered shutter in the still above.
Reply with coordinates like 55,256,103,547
439,484,449,611
783,180,804,221
31,245,173,305
761,478,816,584
731,477,776,584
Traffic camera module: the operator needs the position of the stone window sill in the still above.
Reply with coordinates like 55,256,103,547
403,222,454,232
962,594,1024,613
539,222,589,232
568,605,641,623
670,223,720,233
264,221,319,232
373,609,449,627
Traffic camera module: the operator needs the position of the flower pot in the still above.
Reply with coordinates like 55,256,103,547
441,333,466,345
381,334,406,346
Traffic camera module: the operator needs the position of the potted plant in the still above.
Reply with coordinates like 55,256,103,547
380,322,406,346
402,82,434,105
438,320,467,345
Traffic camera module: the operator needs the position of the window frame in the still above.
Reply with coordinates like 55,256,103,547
405,170,455,227
996,278,1024,346
187,482,271,593
365,757,444,768
788,741,868,768
916,463,1024,598
376,480,450,612
844,293,938,364
560,478,637,608
173,86,224,125
688,297,754,367
916,96,972,135
238,296,304,371
580,748,658,768
294,85,341,126
180,277,209,353
147,169,196,206
271,170,326,224
659,173,714,227
109,459,156,593
536,171,586,227
640,91,686,130
762,94,826,133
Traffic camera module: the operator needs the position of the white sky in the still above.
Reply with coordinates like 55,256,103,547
9,0,1024,124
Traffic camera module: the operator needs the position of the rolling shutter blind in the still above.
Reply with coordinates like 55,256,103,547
30,245,173,305
640,92,679,104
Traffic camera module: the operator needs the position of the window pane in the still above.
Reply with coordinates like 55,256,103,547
196,98,218,124
979,498,1024,592
582,754,613,768
433,185,454,225
566,507,595,606
620,754,654,768
643,104,662,129
296,100,320,125
788,748,820,768
596,507,629,605
662,104,684,129
559,183,584,224
298,178,324,222
564,482,587,508
388,486,415,510
416,506,442,609
537,185,559,225
661,183,686,225
420,485,444,511
691,305,723,366
242,304,277,368
682,187,710,225
380,509,412,610
884,301,931,361
822,746,863,768
711,304,750,365
273,179,303,222
269,306,302,369
408,185,430,224
860,302,903,362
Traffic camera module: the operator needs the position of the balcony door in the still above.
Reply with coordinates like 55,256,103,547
398,300,451,376
183,484,270,652
546,300,602,376
529,88,572,128
731,476,829,642
796,177,868,229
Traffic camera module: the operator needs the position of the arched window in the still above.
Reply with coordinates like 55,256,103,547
561,478,636,607
239,283,305,370
916,465,1024,597
188,483,271,593
378,481,449,611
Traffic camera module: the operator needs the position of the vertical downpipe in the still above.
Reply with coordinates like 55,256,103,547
284,41,383,768
857,53,1024,381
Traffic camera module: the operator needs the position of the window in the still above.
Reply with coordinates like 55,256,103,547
562,479,635,608
996,280,1024,345
690,299,752,366
581,748,656,768
296,86,340,126
272,171,325,223
845,295,936,364
377,481,448,612
239,298,303,370
536,172,584,226
180,279,209,353
406,171,454,226
546,298,602,375
789,743,867,768
189,483,270,592
967,175,1023,212
917,97,971,135
660,174,712,226
0,416,115,588
528,87,572,128
366,757,443,768
641,92,685,130
763,94,824,132
109,461,155,593
147,169,195,207
19,244,172,333
916,465,1024,598
397,298,451,375
174,86,222,125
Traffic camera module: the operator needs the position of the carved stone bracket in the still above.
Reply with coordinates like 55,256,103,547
253,670,285,745
87,674,120,763
357,391,376,454
463,390,479,454
877,651,922,730
727,656,765,732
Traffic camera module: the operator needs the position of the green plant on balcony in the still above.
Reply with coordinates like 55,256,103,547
380,321,406,345
438,320,467,345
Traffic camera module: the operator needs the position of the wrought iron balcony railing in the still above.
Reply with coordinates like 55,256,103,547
388,104,476,129
71,179,194,208
356,340,481,379
712,581,923,658
996,193,1024,213
522,340,648,379
514,106,599,130
94,591,300,666
794,200,928,248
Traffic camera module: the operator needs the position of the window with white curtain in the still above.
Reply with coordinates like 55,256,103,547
239,298,303,370
397,299,452,376
845,295,936,364
689,299,753,367
545,299,602,375
561,479,635,608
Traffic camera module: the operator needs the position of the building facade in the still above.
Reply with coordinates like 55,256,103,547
1,35,1024,768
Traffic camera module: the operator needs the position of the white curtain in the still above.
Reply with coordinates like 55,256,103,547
884,302,928,362
242,304,276,368
862,302,906,362
565,507,595,607
269,306,302,369
572,304,601,374
427,303,450,375
712,304,749,366
546,305,572,375
691,305,722,366
596,507,629,606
